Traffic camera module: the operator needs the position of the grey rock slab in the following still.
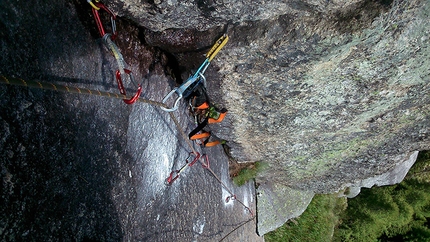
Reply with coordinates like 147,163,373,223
345,151,419,198
213,0,430,194
256,182,314,235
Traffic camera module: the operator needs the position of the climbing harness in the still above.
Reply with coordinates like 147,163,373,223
88,0,142,104
188,84,228,147
161,34,229,112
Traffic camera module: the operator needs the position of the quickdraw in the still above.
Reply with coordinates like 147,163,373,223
165,152,201,185
161,34,229,112
88,0,141,104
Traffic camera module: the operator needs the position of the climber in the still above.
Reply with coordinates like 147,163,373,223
188,84,227,147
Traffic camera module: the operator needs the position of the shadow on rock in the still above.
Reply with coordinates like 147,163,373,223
0,86,128,241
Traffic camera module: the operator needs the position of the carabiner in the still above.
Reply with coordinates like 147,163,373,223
165,170,180,185
123,86,142,104
225,194,237,203
160,75,202,112
116,69,142,104
186,152,201,167
115,69,128,95
201,154,210,169
160,88,182,112
92,2,117,40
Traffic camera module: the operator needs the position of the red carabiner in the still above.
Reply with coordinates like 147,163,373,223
116,69,142,104
187,152,201,167
123,86,142,104
201,154,210,169
165,170,180,185
92,2,117,40
115,69,128,95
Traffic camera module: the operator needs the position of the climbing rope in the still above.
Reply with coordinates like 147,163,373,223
219,216,256,242
0,75,160,107
0,74,254,218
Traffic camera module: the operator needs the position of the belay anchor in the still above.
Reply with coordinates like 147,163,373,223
161,34,229,112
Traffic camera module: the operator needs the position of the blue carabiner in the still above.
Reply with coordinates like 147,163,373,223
161,63,208,112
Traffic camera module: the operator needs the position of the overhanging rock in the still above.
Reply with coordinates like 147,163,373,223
214,0,430,193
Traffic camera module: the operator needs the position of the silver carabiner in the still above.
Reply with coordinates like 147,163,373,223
161,88,183,112
199,72,207,88
160,57,209,112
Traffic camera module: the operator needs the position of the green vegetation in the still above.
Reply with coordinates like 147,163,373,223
233,161,266,186
265,194,347,242
265,151,430,242
334,151,430,241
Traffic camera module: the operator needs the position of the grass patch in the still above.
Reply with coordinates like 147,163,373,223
333,151,430,241
265,194,347,242
232,161,266,186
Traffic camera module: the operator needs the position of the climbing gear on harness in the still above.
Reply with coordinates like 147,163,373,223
88,1,142,104
161,34,229,112
187,84,227,147
188,117,225,147
165,152,201,185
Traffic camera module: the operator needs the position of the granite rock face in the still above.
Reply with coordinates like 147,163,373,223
0,0,261,241
115,0,430,235
1,0,429,238
214,0,430,193
112,0,429,192
110,0,365,31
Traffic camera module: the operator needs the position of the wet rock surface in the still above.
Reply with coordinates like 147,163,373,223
1,0,261,241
